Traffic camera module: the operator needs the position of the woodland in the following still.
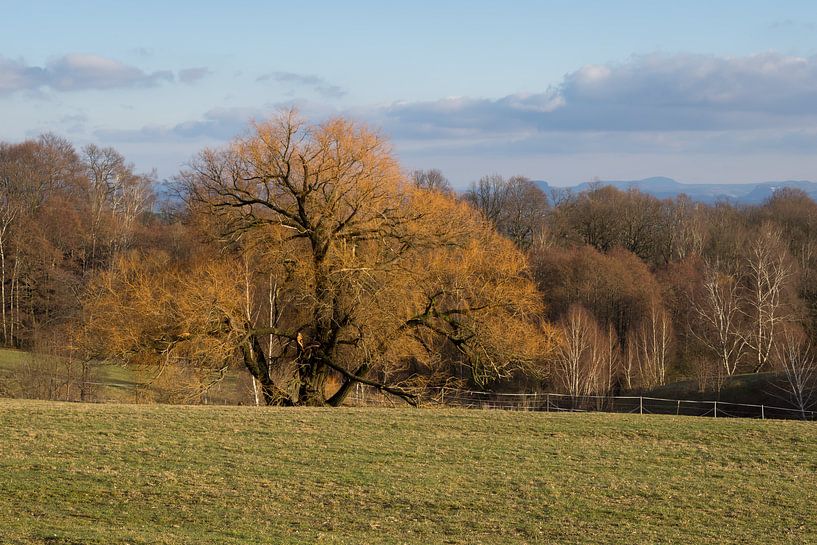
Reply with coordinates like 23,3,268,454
1,111,815,409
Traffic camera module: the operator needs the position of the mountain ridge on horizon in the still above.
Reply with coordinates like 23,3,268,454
531,177,817,205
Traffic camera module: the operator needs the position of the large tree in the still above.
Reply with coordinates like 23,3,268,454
82,112,548,406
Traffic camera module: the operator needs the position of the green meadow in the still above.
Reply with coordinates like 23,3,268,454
0,400,815,544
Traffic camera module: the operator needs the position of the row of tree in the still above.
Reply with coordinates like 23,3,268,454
0,135,154,349
455,171,817,408
1,111,815,409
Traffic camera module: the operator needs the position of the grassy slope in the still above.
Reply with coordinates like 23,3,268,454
0,348,139,389
0,348,30,373
0,349,251,405
0,401,815,545
646,372,804,408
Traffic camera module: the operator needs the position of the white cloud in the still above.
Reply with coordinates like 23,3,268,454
178,67,212,85
89,52,817,183
47,54,173,91
96,101,342,144
96,106,261,142
376,52,817,138
560,53,817,114
257,71,346,99
0,54,175,93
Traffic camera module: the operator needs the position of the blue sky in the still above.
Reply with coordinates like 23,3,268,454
2,1,817,186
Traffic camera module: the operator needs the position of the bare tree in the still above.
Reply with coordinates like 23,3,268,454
81,144,154,269
0,136,84,347
741,226,793,372
600,322,620,395
553,306,608,397
463,174,508,225
774,328,816,418
690,265,746,377
630,301,672,388
0,158,20,346
410,168,453,196
462,174,549,250
499,176,548,250
665,194,706,261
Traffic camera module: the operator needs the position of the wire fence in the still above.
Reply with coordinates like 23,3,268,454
5,366,815,421
351,386,817,421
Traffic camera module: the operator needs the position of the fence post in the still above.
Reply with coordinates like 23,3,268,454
676,399,680,416
714,401,718,418
639,396,643,415
761,405,765,420
546,393,550,412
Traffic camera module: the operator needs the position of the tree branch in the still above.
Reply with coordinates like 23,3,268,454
322,359,418,407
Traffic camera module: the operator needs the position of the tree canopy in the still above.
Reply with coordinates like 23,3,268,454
80,112,549,406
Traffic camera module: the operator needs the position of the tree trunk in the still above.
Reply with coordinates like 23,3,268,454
326,363,370,407
241,333,294,406
296,353,330,406
1,235,6,346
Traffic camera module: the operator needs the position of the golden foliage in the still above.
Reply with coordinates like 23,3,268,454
82,111,554,404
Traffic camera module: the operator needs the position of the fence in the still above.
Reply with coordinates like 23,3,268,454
5,366,815,420
404,388,816,421
349,385,816,421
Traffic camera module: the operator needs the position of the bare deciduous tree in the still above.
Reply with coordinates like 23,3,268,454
81,144,154,269
630,301,672,388
499,176,548,250
553,306,610,397
774,328,816,418
410,168,453,196
741,226,792,372
463,174,508,225
690,265,746,377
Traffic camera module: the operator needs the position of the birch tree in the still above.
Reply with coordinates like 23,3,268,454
81,144,153,270
774,328,816,419
690,265,746,376
741,226,792,372
630,301,672,388
553,306,608,397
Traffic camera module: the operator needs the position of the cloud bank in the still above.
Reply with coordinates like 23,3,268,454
0,54,210,93
90,52,817,183
378,52,817,138
96,106,266,142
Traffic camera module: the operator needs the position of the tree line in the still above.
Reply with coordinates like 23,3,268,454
1,111,815,409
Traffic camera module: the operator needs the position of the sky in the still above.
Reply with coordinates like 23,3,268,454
2,0,817,187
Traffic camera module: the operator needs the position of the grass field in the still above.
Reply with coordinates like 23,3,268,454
0,349,143,403
0,349,253,405
0,400,815,544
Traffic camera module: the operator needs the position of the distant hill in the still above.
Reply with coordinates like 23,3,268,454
532,177,817,205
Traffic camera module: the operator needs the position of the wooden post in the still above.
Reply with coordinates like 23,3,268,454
676,399,681,416
714,401,718,418
546,393,550,412
761,405,765,420
639,396,643,415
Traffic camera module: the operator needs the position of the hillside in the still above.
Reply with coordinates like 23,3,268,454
646,372,807,407
534,177,817,204
1,400,815,544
